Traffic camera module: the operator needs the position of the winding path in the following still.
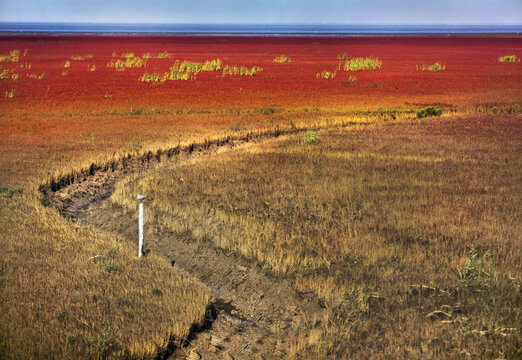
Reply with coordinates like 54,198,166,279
41,130,328,359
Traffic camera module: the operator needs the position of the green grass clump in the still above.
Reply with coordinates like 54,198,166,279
141,59,224,82
417,106,442,118
343,57,382,71
498,55,518,62
0,69,19,80
316,70,337,79
4,89,15,99
140,59,262,82
304,130,320,145
107,55,147,71
0,186,23,197
222,65,262,77
0,50,20,62
171,59,223,79
417,63,445,71
273,55,291,63
104,262,119,273
0,69,9,79
140,72,168,83
27,73,48,79
71,54,93,61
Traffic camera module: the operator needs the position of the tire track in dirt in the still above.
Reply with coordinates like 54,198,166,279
40,130,331,359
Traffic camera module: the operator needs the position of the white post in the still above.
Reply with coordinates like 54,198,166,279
137,194,147,258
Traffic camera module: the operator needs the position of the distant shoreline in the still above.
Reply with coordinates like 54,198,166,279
1,34,521,39
0,23,520,37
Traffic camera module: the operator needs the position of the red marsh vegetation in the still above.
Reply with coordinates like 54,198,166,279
0,35,520,115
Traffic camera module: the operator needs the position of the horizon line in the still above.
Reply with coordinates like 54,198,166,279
1,21,521,27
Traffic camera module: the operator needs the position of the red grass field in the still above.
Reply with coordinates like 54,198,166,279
1,35,521,115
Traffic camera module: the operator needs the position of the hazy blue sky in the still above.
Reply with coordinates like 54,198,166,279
0,0,521,25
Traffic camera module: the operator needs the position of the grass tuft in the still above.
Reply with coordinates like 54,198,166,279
457,246,494,282
417,105,443,118
4,89,15,99
498,55,518,62
343,57,382,71
316,70,337,79
303,130,320,145
0,50,20,62
417,62,445,71
273,55,291,63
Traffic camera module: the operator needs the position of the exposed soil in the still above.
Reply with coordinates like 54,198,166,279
42,132,326,360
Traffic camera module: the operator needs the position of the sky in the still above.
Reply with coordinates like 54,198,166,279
0,0,521,25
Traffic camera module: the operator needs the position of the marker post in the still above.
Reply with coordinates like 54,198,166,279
137,194,147,258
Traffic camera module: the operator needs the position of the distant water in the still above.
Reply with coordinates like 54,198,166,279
0,23,521,36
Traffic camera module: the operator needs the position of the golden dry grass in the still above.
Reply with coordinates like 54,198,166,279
0,192,209,359
112,114,521,359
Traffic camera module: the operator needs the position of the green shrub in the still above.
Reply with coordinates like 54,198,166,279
343,57,382,71
417,106,442,118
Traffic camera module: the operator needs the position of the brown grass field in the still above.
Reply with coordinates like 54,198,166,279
0,35,521,359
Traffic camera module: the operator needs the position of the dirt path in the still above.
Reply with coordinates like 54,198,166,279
42,134,326,360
